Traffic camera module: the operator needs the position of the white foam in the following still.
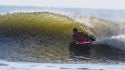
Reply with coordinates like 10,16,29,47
0,60,125,70
97,35,125,50
72,16,94,28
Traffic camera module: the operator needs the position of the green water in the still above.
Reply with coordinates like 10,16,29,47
0,12,122,63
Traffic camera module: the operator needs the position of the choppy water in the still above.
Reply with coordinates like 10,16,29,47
0,60,125,70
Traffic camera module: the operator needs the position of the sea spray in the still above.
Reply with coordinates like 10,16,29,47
100,35,125,50
73,16,94,28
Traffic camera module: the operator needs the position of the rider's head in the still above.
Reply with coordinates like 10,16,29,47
73,28,78,33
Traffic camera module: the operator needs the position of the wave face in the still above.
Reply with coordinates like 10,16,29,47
0,6,125,63
0,12,89,62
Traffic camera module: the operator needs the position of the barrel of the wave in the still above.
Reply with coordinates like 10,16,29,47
69,28,96,57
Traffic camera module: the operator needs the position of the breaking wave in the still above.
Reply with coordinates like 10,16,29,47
0,9,125,63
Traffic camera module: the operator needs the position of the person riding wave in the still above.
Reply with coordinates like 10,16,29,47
72,28,95,45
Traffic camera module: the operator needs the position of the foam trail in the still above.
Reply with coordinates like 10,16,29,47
93,35,125,50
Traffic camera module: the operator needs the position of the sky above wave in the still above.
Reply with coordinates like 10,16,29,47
0,0,125,9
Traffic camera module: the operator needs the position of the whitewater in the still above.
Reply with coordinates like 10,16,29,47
0,60,125,70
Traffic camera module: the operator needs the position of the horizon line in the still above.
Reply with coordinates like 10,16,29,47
1,4,125,10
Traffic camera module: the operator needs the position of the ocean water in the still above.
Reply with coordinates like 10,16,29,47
0,5,125,22
0,5,125,70
0,60,125,70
